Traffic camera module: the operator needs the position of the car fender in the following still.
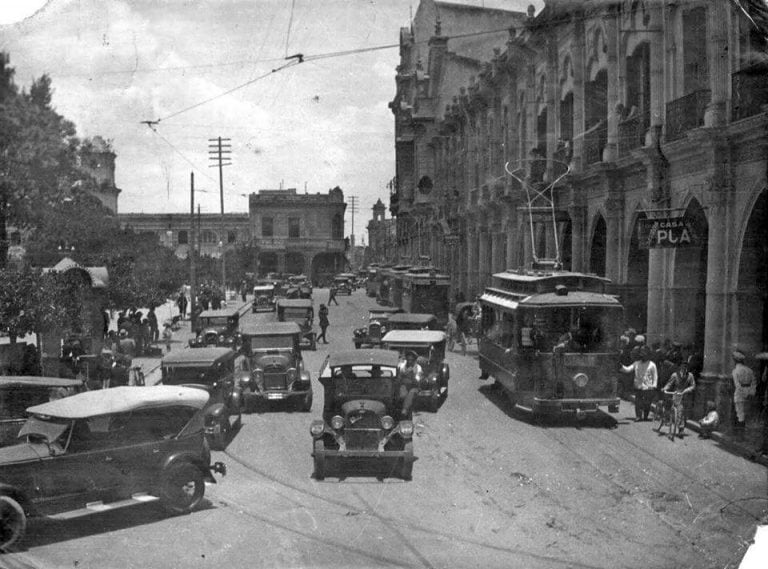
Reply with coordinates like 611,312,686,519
299,370,311,383
159,452,216,484
229,388,243,412
441,363,450,383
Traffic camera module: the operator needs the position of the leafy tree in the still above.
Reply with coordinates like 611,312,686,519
0,54,97,267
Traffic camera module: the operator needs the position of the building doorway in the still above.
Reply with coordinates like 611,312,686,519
589,214,607,276
672,199,708,348
286,252,305,275
259,252,278,276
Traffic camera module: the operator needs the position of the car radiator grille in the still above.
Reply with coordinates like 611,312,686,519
368,324,381,341
264,368,287,390
345,429,380,450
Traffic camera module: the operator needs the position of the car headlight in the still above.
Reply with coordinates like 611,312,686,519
381,415,394,430
287,367,297,381
310,422,324,436
330,415,345,430
399,420,414,437
219,335,225,342
573,372,589,388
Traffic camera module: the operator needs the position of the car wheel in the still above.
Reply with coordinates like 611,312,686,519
354,342,361,349
0,495,26,551
300,392,313,412
211,415,230,450
401,442,414,481
159,463,205,514
429,394,441,413
313,440,326,480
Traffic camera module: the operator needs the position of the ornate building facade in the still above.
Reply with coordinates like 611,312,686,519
391,0,768,392
366,198,396,264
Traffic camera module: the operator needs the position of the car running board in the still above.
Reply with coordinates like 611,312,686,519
48,493,160,520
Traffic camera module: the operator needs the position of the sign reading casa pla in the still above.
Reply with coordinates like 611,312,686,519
638,216,698,249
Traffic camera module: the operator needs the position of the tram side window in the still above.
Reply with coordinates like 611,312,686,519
485,310,515,348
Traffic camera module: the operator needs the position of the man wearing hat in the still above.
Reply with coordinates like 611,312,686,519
731,349,755,434
397,351,423,419
117,328,136,359
621,345,658,421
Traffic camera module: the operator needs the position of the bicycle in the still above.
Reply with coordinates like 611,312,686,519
654,390,684,440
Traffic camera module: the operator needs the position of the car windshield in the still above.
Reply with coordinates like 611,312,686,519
201,317,230,327
330,366,396,398
0,387,62,419
249,336,293,351
369,312,390,320
19,415,71,444
162,365,218,385
283,308,308,319
392,346,431,359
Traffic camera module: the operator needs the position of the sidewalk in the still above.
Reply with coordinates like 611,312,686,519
130,296,252,386
623,392,768,467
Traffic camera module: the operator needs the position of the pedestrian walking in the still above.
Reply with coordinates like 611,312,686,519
318,304,330,344
148,307,159,343
328,285,339,306
620,345,658,421
445,312,466,356
162,322,173,353
731,349,756,436
177,292,188,320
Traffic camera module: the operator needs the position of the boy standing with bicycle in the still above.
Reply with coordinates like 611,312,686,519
662,360,696,436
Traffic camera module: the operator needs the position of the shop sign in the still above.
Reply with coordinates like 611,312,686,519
638,216,698,249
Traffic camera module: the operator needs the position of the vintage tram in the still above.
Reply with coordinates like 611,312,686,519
401,267,450,327
478,268,622,419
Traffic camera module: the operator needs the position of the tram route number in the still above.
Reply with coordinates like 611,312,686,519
638,217,697,249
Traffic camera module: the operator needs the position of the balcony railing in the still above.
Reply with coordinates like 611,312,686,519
618,112,649,157
665,89,710,142
732,63,768,121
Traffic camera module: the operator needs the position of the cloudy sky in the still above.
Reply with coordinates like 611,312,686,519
1,0,538,243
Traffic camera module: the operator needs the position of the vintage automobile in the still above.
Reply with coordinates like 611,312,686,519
160,347,244,450
238,321,313,412
189,307,241,348
0,376,84,447
0,385,226,550
381,330,450,412
288,275,313,298
386,312,439,331
332,275,354,295
252,284,276,312
310,349,414,481
352,306,404,349
276,299,317,351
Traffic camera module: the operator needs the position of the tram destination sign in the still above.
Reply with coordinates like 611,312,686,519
638,216,698,249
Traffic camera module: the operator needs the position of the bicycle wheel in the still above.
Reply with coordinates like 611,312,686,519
668,406,678,441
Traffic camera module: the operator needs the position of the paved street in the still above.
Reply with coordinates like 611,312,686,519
6,289,767,569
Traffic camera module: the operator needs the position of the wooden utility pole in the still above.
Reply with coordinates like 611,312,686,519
189,172,197,328
208,137,231,298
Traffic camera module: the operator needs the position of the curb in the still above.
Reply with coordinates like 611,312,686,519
623,393,768,467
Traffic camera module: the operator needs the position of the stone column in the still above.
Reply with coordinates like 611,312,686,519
645,247,669,345
568,205,586,272
522,218,534,268
494,231,506,273
546,34,558,182
648,0,665,134
478,228,490,292
466,228,477,297
571,15,586,173
277,253,286,274
604,195,623,282
603,7,619,162
705,0,729,128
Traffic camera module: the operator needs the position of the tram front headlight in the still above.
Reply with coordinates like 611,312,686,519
573,372,589,388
